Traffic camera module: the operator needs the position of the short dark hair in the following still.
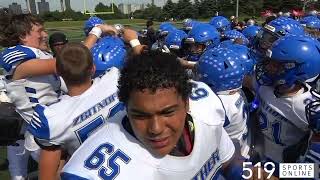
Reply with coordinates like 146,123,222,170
146,20,153,28
56,43,93,86
118,51,192,104
0,10,44,47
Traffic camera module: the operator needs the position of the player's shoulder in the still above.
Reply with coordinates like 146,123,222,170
290,84,316,125
27,95,73,139
94,67,120,83
189,80,225,126
0,45,38,72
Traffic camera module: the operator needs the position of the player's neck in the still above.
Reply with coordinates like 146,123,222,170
275,83,305,97
67,80,92,96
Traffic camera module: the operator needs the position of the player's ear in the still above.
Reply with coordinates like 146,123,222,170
91,64,96,76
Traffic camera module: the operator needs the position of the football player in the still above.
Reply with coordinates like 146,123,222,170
254,35,320,176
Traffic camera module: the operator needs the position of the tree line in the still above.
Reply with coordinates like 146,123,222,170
39,0,320,21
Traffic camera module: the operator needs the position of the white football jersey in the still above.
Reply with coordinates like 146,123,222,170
61,81,235,180
28,68,126,155
1,45,61,123
257,84,314,163
218,90,250,158
0,75,10,103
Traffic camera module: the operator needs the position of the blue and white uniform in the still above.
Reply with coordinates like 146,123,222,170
257,84,313,163
61,81,235,180
28,67,125,155
218,90,250,158
0,45,61,180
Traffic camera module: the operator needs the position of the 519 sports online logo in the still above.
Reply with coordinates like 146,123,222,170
242,162,319,179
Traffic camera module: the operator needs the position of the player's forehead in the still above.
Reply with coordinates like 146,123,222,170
127,88,184,113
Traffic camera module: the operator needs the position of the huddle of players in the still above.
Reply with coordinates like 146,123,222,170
0,8,320,180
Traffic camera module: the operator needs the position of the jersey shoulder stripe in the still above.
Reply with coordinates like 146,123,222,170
0,45,37,72
27,104,50,141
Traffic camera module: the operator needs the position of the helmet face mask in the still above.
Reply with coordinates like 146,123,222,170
306,87,320,133
256,29,281,55
256,57,301,87
187,42,208,55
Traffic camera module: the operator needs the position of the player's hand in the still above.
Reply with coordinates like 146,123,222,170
177,57,196,69
132,45,148,55
249,167,279,180
122,28,138,42
96,24,118,36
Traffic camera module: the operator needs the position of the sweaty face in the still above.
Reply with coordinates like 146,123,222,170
127,88,189,157
21,24,47,49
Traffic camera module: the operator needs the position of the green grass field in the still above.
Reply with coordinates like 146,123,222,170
45,19,183,42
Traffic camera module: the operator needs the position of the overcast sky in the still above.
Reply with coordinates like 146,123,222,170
1,0,176,12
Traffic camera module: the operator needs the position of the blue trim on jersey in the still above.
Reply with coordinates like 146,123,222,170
61,172,90,180
0,45,37,72
304,142,320,163
108,102,125,119
216,95,230,128
29,97,39,103
25,87,36,94
27,104,50,140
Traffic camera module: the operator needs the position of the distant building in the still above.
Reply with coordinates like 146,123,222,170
65,0,71,10
29,0,37,14
60,0,64,12
9,2,22,15
37,0,50,15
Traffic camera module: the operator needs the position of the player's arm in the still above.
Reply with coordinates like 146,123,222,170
121,28,147,55
28,104,65,180
177,57,197,70
12,58,56,80
83,24,118,49
39,147,62,180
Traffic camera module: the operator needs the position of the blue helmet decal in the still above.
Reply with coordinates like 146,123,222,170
165,30,187,50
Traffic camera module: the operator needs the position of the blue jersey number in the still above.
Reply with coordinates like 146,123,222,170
76,102,125,143
190,82,208,100
259,112,284,146
84,143,131,180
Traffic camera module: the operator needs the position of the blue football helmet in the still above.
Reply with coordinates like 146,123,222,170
217,41,255,74
165,30,187,50
91,36,126,77
242,25,261,47
197,47,246,93
209,16,231,33
183,19,201,31
222,30,249,45
84,16,104,36
255,35,320,87
253,17,305,60
184,23,220,61
158,22,177,36
300,16,320,30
